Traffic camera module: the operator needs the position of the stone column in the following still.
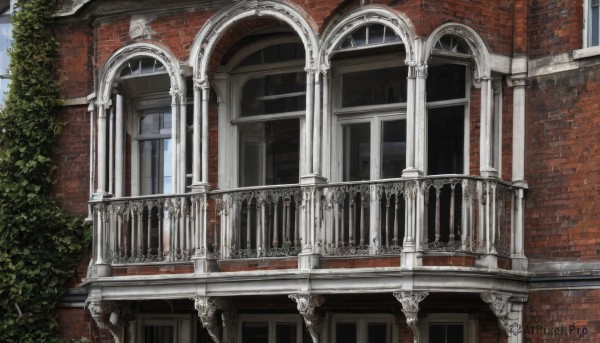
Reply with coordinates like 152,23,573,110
403,64,418,177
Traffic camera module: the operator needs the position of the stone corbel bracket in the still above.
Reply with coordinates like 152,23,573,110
480,291,526,337
86,299,127,343
289,293,325,343
194,296,222,343
393,291,429,342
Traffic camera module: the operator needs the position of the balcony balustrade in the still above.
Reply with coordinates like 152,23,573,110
90,176,522,270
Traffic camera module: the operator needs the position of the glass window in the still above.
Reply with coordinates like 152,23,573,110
426,64,466,102
341,67,407,107
338,24,401,50
336,323,358,343
276,323,298,343
381,120,406,179
429,323,464,343
240,72,306,116
427,106,464,175
343,123,370,181
139,110,172,195
590,0,600,46
120,57,166,79
367,323,391,343
239,118,299,187
242,322,269,343
0,7,12,106
238,43,305,68
143,325,174,343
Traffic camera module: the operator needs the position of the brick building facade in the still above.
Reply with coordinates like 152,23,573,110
45,0,600,342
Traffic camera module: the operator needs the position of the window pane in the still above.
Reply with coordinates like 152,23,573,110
341,67,407,107
446,324,464,343
427,106,464,175
140,111,171,136
592,1,599,46
428,324,446,343
144,325,174,343
276,323,298,343
237,43,305,68
368,323,390,343
343,123,370,181
240,119,299,187
140,139,172,195
426,64,466,102
242,322,269,343
336,323,357,343
241,72,306,116
368,24,385,45
0,13,11,106
381,120,406,178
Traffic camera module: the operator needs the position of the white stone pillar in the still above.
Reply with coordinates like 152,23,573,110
115,94,124,197
414,64,427,174
192,81,201,185
179,89,187,193
480,78,497,178
321,70,331,180
108,104,115,195
313,70,322,176
202,85,210,185
304,69,315,176
95,101,110,195
170,87,180,194
512,78,526,184
403,65,418,177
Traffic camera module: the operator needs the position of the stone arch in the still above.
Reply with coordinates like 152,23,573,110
97,42,184,107
319,5,418,71
424,23,491,81
189,0,319,83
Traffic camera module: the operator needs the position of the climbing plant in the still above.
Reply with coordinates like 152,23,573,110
0,0,89,342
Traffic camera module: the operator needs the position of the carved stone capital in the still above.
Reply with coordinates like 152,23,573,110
193,77,210,91
393,291,428,341
416,64,428,79
480,292,523,337
289,294,325,343
194,296,222,343
86,299,126,343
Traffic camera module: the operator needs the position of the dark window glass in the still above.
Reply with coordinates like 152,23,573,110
368,323,390,343
276,323,297,343
336,323,357,343
237,43,305,68
343,123,370,181
242,322,269,343
342,67,408,107
381,120,406,178
239,119,300,186
426,64,466,102
241,72,306,116
427,106,464,175
428,323,464,343
144,325,174,343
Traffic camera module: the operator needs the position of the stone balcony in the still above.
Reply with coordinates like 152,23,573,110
88,175,526,278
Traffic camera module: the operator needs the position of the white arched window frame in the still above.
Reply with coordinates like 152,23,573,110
424,24,497,178
189,1,319,189
94,43,185,198
319,6,418,182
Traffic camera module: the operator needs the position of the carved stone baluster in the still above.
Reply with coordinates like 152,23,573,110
393,291,428,343
146,202,152,258
449,183,456,242
273,199,279,249
158,201,164,259
359,191,365,246
245,199,251,250
393,191,399,246
285,198,291,246
289,294,325,343
385,192,391,247
349,191,355,246
435,184,442,242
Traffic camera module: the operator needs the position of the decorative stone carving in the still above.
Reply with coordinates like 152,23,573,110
191,0,318,80
481,292,521,337
129,15,155,40
289,293,325,343
320,7,416,71
86,299,126,343
393,291,428,342
424,23,491,82
194,296,221,343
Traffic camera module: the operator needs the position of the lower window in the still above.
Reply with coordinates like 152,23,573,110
331,314,396,343
135,315,195,343
239,315,307,343
419,313,477,343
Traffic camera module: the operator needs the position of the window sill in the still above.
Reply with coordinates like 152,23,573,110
573,45,600,60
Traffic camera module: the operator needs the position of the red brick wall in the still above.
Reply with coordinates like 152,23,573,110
54,21,94,99
524,289,600,341
51,106,91,217
525,66,600,262
528,0,583,59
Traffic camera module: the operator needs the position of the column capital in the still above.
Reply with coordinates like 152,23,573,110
193,77,210,91
289,293,325,343
86,299,128,343
393,291,428,342
194,296,222,343
480,291,527,337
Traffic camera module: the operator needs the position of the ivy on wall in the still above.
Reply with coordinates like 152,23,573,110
0,0,89,342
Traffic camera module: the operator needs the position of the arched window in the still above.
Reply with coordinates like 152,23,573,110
232,42,304,187
331,23,407,181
